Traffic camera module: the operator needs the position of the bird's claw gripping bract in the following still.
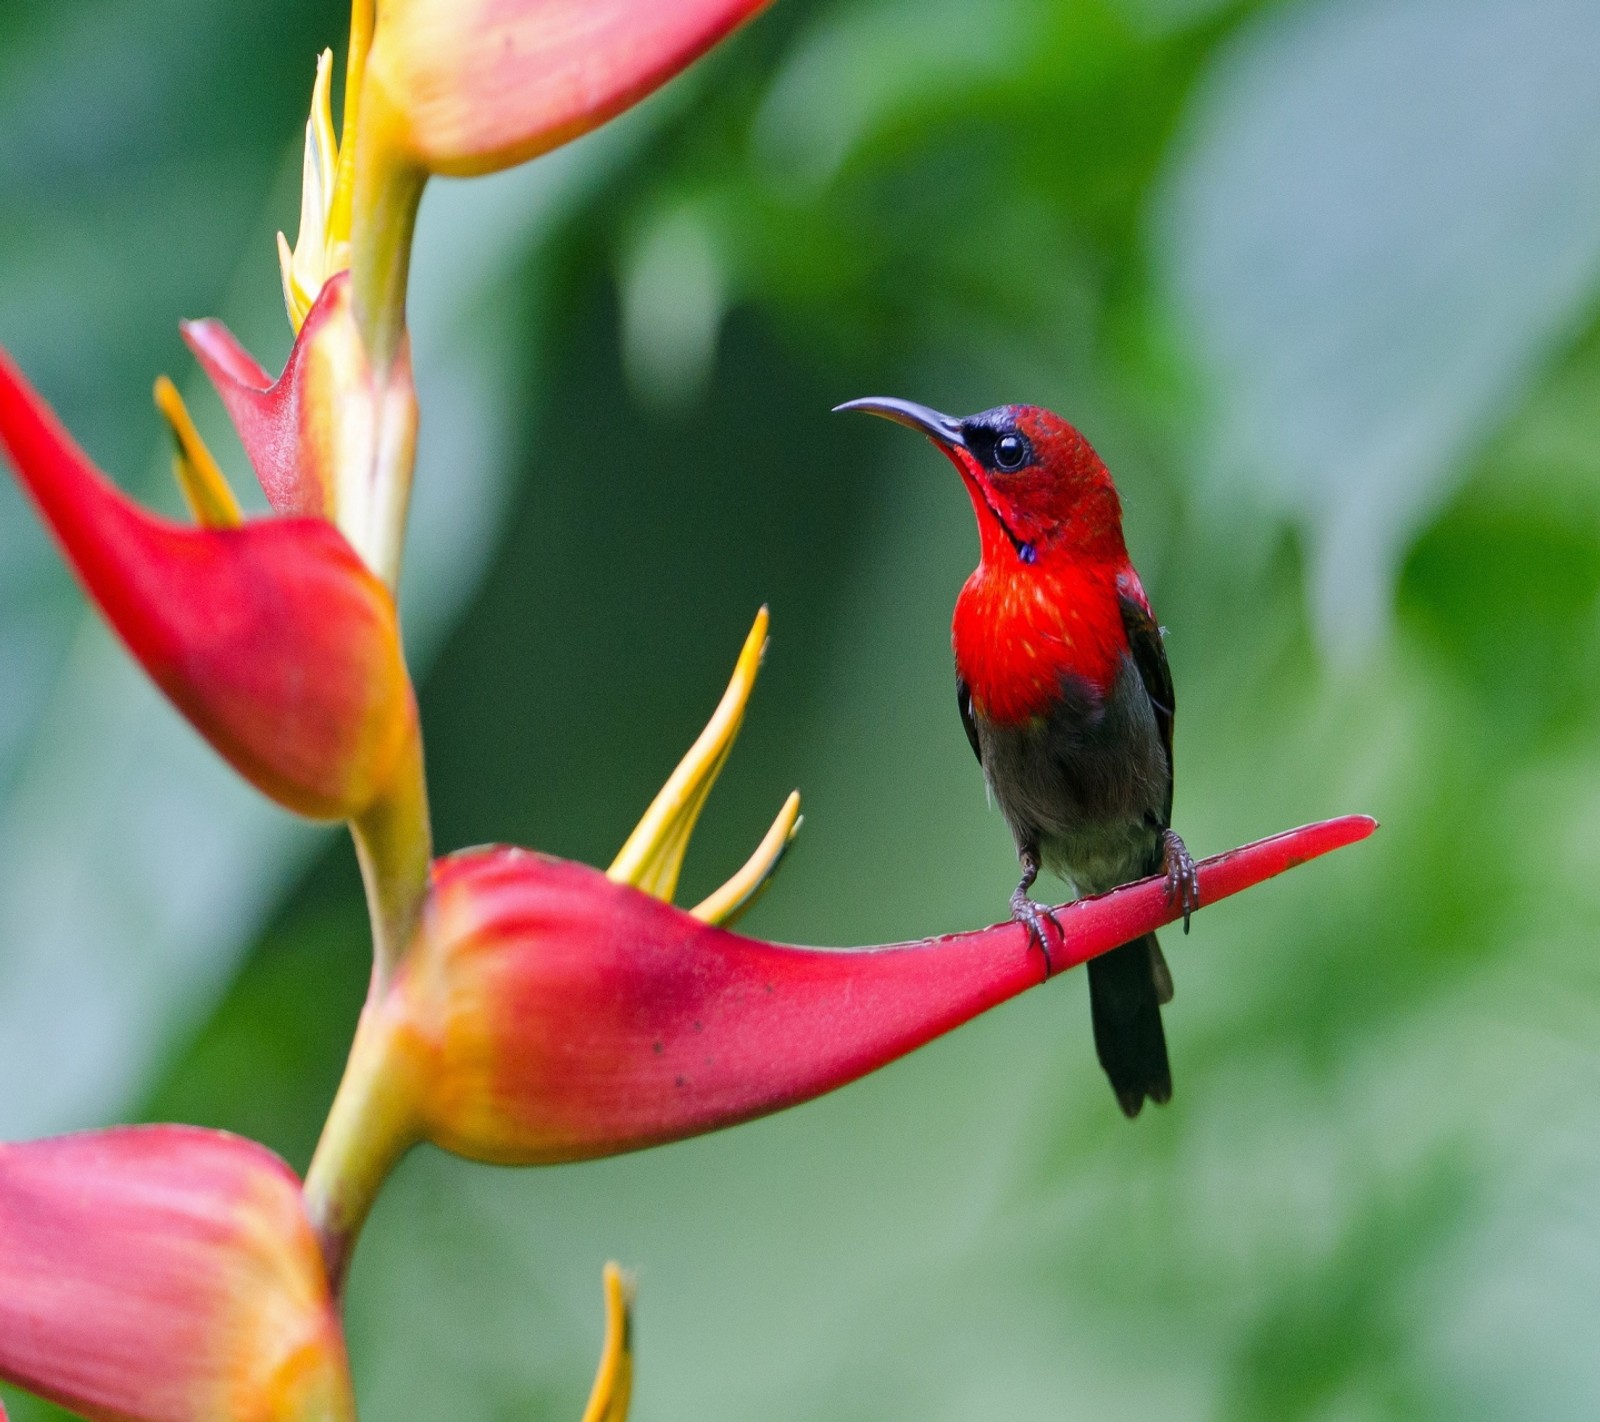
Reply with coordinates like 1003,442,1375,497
1162,827,1201,931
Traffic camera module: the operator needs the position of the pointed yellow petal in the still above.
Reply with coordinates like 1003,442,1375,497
328,0,374,249
276,231,314,332
280,49,348,332
580,1263,635,1422
153,376,243,528
608,607,768,902
691,790,801,927
309,48,338,219
297,52,337,262
276,229,297,318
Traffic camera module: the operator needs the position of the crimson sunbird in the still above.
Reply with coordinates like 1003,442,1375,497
838,396,1199,1117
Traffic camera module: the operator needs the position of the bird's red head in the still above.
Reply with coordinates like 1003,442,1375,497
838,395,1143,722
835,397,1129,570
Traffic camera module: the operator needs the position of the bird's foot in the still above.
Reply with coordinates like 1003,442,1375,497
1010,886,1062,973
1161,828,1200,932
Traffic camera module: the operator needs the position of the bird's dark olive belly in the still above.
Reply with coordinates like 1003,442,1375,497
975,654,1170,896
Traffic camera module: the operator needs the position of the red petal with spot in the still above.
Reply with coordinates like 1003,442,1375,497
0,344,417,821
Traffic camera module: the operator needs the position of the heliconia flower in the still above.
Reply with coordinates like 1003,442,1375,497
359,0,776,179
302,810,1374,1281
181,272,417,587
0,346,420,827
581,1264,635,1422
608,607,801,926
0,1126,355,1422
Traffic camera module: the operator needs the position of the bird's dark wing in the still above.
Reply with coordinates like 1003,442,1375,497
1118,590,1175,819
955,676,982,765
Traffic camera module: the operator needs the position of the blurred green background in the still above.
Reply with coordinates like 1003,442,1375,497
5,0,1600,1416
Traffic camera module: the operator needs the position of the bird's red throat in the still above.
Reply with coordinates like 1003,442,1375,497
952,553,1129,728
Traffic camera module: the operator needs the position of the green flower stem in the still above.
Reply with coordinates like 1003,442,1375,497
303,993,427,1296
348,80,426,374
351,720,433,994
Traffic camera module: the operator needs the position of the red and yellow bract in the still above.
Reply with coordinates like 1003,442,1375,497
0,1126,354,1422
0,345,418,826
184,274,366,522
364,0,777,177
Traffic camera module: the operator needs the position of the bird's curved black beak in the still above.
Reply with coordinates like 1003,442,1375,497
833,397,966,450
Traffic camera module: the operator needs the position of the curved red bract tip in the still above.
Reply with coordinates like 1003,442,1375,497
0,343,416,821
1038,813,1378,974
399,815,1375,1164
182,272,358,521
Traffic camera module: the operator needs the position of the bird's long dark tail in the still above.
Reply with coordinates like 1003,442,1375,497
1088,933,1173,1118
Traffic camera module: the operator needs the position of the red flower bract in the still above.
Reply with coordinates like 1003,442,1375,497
181,273,417,578
0,1126,354,1422
310,816,1372,1170
410,816,1375,1159
182,301,331,521
366,0,778,176
309,816,1375,1277
0,343,417,822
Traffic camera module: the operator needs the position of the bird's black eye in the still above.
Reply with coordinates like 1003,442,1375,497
994,433,1029,470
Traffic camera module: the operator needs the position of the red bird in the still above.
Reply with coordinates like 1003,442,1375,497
838,397,1198,1117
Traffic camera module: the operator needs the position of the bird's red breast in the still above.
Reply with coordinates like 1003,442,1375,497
952,553,1135,727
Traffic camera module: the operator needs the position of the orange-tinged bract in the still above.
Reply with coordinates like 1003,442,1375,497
0,1127,354,1422
0,343,419,825
364,0,776,177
